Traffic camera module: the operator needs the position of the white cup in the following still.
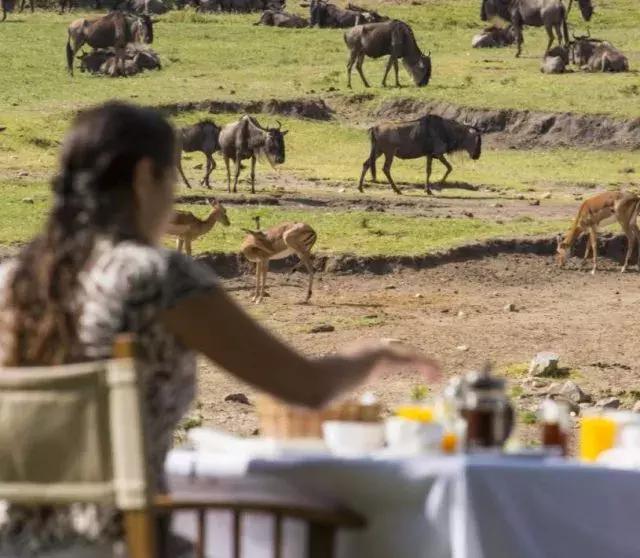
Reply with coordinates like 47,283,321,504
322,421,385,457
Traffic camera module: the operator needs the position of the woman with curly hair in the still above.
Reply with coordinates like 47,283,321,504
0,101,439,556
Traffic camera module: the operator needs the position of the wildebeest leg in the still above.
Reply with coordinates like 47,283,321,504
393,59,400,87
185,239,192,256
544,24,555,54
224,156,231,193
513,19,523,57
176,238,183,253
425,156,433,195
355,52,370,88
346,49,357,88
382,153,401,195
382,56,394,87
177,152,192,189
233,156,242,193
201,155,212,188
437,155,453,185
250,154,256,194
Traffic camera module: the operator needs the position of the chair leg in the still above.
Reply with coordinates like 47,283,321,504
273,514,283,558
232,510,242,558
307,523,336,558
123,509,157,558
196,509,206,558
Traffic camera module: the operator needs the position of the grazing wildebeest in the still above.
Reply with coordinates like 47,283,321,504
345,20,431,89
66,12,154,76
254,9,309,27
471,25,516,48
218,116,288,194
358,115,482,195
177,120,221,189
480,0,593,57
310,0,380,28
571,36,629,72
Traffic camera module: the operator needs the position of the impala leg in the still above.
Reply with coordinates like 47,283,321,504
620,221,638,273
581,235,591,267
425,156,433,195
437,155,453,186
382,153,401,195
588,227,598,275
355,53,370,88
252,262,261,303
297,252,315,303
256,261,268,304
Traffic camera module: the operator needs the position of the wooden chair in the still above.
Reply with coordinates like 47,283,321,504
160,474,366,558
0,335,366,558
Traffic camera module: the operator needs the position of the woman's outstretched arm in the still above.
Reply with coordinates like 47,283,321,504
161,286,440,408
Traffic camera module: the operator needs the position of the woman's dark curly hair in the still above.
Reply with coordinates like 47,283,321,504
5,101,176,365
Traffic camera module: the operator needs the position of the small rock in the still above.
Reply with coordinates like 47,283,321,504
310,324,335,333
529,200,540,206
529,352,560,377
381,337,402,345
541,192,552,199
21,197,34,204
17,171,29,178
463,211,474,218
415,293,424,299
504,303,516,312
441,308,450,313
596,396,621,410
562,381,590,403
456,345,469,352
251,428,260,436
632,401,640,414
548,395,580,415
338,188,346,193
457,310,466,318
225,393,251,405
492,203,503,208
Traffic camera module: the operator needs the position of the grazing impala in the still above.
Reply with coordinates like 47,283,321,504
166,198,230,255
241,218,317,304
557,191,640,274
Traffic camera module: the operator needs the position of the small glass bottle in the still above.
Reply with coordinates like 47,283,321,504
539,399,569,456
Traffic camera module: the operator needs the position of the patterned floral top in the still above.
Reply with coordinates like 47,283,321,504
0,239,217,555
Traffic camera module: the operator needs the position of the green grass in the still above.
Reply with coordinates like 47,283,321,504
1,0,639,118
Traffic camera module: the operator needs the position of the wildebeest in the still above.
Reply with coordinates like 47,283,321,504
540,44,568,72
471,25,516,48
571,36,629,72
119,0,168,13
480,0,593,57
254,9,309,27
358,115,482,195
310,0,384,28
1,0,13,21
345,20,431,88
79,44,161,76
177,120,221,189
218,116,288,194
66,12,154,76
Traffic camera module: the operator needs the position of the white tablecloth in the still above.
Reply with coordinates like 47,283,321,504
165,450,640,558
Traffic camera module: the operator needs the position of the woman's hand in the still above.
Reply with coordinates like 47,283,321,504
311,339,441,406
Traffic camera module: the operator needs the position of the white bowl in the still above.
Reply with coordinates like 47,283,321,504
322,421,385,457
385,417,444,454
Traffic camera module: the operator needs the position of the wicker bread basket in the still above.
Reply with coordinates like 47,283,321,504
256,394,382,439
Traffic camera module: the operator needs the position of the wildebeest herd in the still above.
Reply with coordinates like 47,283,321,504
2,0,636,301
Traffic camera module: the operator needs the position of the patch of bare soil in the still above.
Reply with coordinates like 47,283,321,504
197,252,640,446
374,98,640,150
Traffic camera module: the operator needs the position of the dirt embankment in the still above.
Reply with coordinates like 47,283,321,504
158,98,334,121
374,99,640,150
198,232,632,278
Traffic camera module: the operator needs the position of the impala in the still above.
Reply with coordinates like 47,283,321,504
557,191,640,274
166,198,230,255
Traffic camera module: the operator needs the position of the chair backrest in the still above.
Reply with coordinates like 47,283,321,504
0,335,150,511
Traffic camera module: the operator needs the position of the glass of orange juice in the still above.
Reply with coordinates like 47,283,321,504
579,411,617,462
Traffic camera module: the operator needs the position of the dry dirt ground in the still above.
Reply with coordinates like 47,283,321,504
195,252,640,446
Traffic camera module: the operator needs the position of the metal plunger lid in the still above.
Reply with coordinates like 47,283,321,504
464,362,505,391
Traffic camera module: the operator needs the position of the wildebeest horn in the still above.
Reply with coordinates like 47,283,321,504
276,120,282,130
241,228,257,235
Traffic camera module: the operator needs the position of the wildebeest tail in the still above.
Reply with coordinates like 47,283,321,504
66,35,74,74
367,126,377,181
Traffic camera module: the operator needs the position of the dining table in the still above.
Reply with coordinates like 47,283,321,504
166,445,640,558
